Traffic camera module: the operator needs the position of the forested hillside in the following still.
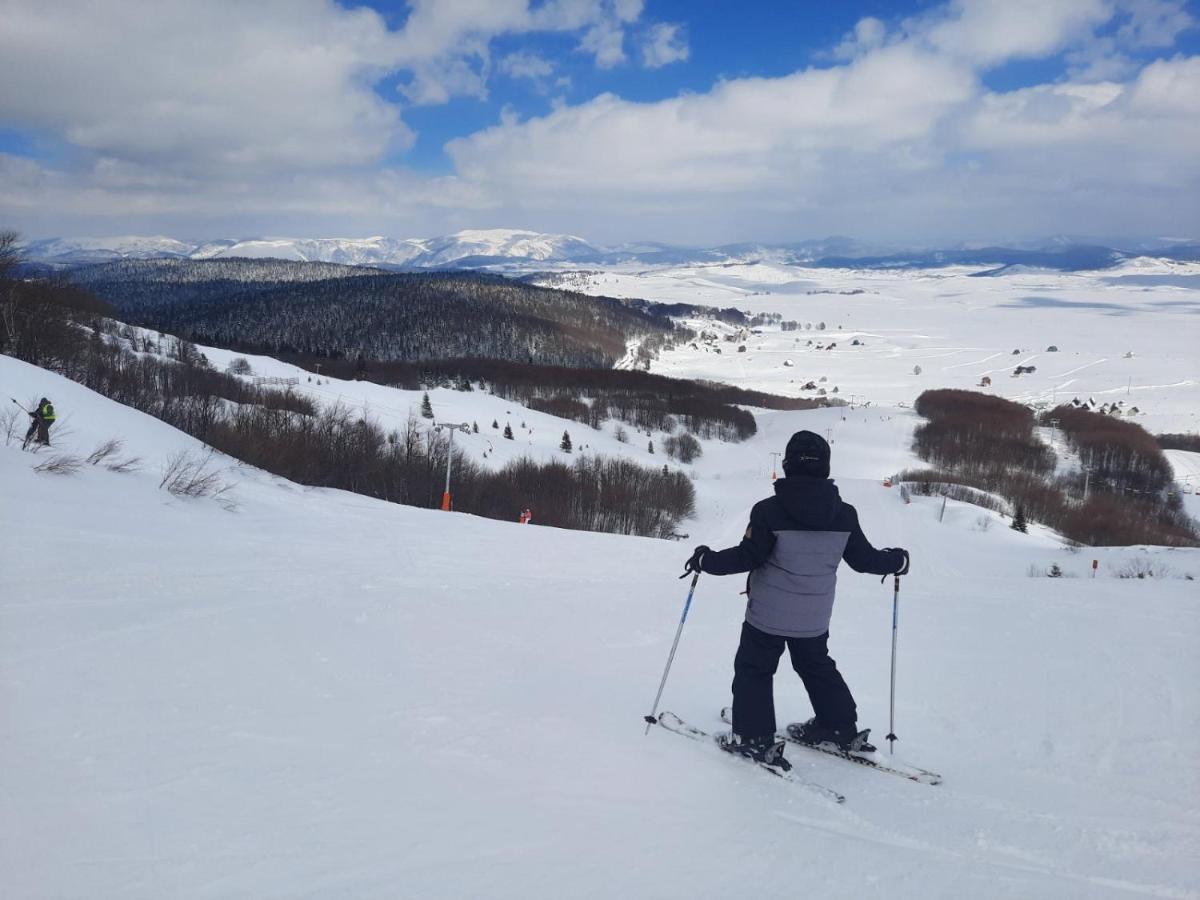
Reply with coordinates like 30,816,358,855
73,260,682,368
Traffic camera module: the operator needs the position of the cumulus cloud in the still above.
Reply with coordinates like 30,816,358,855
1,0,1197,243
0,0,410,174
445,2,1200,242
917,0,1114,67
499,52,556,81
831,17,887,61
641,23,689,68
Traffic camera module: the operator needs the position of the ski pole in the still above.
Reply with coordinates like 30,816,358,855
886,574,900,755
10,398,30,413
643,571,700,735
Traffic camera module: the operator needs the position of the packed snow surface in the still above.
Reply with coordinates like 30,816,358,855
3,352,1198,899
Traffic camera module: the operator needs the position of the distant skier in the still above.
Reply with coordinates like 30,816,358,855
22,397,56,449
682,430,908,770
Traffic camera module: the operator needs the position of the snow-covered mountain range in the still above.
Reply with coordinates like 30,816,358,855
21,229,602,268
23,229,1200,271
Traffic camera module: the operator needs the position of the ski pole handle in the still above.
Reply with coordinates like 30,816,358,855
643,571,700,734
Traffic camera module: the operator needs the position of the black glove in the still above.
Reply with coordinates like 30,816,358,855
681,545,711,579
888,548,910,576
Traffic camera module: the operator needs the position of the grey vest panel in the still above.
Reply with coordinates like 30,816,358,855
746,530,851,638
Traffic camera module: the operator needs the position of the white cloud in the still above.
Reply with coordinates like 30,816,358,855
641,23,689,68
1116,0,1195,47
579,20,628,68
918,0,1114,67
443,3,1199,242
1,0,1197,243
500,52,556,81
832,17,887,61
0,0,410,174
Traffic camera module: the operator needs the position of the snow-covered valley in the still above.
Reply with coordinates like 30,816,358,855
3,258,1199,899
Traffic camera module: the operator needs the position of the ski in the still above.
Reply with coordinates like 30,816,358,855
654,711,846,803
719,707,942,785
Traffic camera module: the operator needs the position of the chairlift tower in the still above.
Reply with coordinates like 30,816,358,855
433,421,471,510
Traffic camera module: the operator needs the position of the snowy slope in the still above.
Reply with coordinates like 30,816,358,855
3,354,1198,899
118,326,685,476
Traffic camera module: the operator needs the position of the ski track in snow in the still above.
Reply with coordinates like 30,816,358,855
3,259,1200,899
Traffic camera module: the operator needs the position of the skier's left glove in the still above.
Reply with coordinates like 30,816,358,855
681,545,711,579
881,548,910,581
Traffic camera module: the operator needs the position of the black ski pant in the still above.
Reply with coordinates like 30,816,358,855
24,417,50,447
730,620,857,741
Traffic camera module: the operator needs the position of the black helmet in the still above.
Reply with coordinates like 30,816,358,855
39,397,49,405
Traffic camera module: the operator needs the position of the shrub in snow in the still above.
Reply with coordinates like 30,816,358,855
159,450,232,501
85,439,123,466
226,357,253,375
1114,558,1172,579
33,454,83,475
0,407,20,446
675,433,702,464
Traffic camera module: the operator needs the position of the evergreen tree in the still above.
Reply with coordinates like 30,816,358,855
492,419,499,429
560,431,572,453
420,392,434,419
1011,505,1028,533
504,423,514,440
472,421,479,433
648,440,655,454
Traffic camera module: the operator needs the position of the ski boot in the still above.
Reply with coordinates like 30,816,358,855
717,732,792,771
787,718,876,753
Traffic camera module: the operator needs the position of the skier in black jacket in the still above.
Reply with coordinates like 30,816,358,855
683,430,908,769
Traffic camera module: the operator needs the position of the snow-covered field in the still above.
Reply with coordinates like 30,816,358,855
4,323,1199,897
554,258,1200,437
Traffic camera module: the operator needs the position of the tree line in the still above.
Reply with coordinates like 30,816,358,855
905,388,1197,547
277,354,825,443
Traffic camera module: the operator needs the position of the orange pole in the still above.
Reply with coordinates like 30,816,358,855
441,491,451,511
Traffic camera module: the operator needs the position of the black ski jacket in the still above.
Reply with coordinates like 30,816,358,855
701,477,902,638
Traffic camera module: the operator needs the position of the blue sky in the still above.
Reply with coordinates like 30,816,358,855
393,1,933,172
1,0,1198,243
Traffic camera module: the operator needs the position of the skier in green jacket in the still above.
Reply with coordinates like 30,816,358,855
22,397,55,449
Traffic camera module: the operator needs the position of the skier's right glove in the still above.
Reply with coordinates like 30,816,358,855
888,548,910,576
681,545,710,579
